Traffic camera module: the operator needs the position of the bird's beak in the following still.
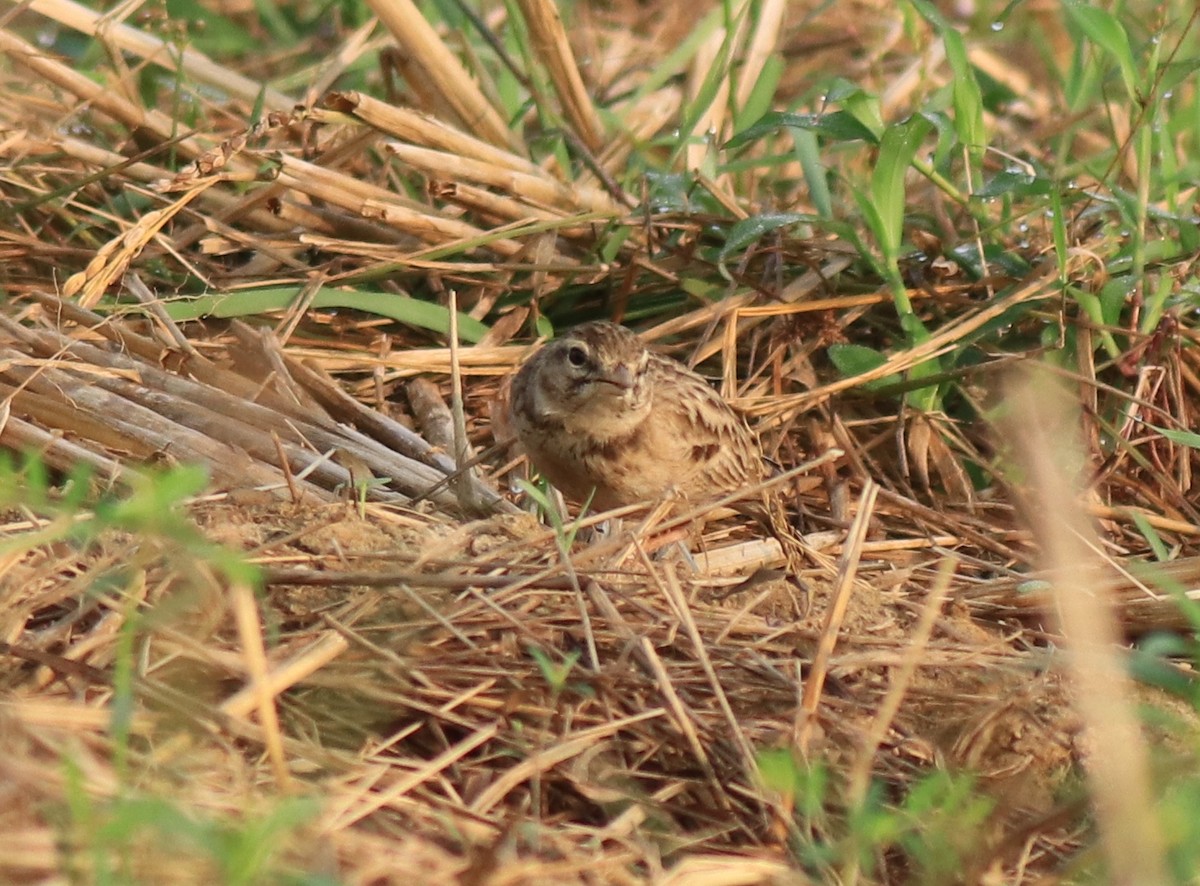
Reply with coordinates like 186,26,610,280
599,365,635,390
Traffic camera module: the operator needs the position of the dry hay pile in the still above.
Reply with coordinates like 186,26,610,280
1,0,1199,883
2,291,1104,883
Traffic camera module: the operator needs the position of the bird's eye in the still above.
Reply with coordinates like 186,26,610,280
566,345,588,367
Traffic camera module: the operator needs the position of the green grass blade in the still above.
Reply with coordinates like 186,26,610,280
157,287,490,342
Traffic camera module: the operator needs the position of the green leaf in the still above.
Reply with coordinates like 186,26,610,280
719,212,807,261
824,79,886,138
973,168,1053,199
725,110,879,149
1150,424,1200,449
250,0,299,44
1160,57,1200,94
1129,640,1199,700
850,185,889,277
96,797,200,845
899,311,932,346
599,224,633,263
974,65,1019,112
828,343,887,375
910,0,985,159
827,343,901,390
1129,510,1171,562
527,644,580,693
904,350,942,411
1064,3,1139,97
793,127,833,219
97,465,210,534
164,0,260,54
872,115,934,267
642,171,701,213
1097,278,1133,326
947,242,1034,278
157,287,489,342
735,55,784,131
756,747,802,795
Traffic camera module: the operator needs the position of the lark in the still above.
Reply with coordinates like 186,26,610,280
510,320,775,515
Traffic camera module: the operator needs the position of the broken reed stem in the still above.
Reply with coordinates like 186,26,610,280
322,91,538,174
363,0,517,150
511,0,605,151
123,273,197,356
448,289,483,514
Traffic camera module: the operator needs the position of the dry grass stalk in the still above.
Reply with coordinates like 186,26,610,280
447,289,488,513
845,557,954,808
2,697,155,734
324,90,547,177
3,2,1194,881
230,582,292,787
291,342,525,377
753,265,1058,417
325,722,501,831
734,0,787,111
428,179,574,228
0,459,1089,881
1006,369,1167,885
657,854,797,885
0,299,511,511
655,554,764,800
512,0,605,151
0,28,215,162
25,0,295,108
386,141,624,215
270,154,526,256
64,185,210,307
468,709,668,816
642,254,857,366
40,135,174,188
364,0,517,151
219,631,350,723
796,478,878,752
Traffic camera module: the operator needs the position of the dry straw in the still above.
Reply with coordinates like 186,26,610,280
2,0,1198,881
1005,370,1167,886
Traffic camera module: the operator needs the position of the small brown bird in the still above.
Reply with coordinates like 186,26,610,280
510,320,770,511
